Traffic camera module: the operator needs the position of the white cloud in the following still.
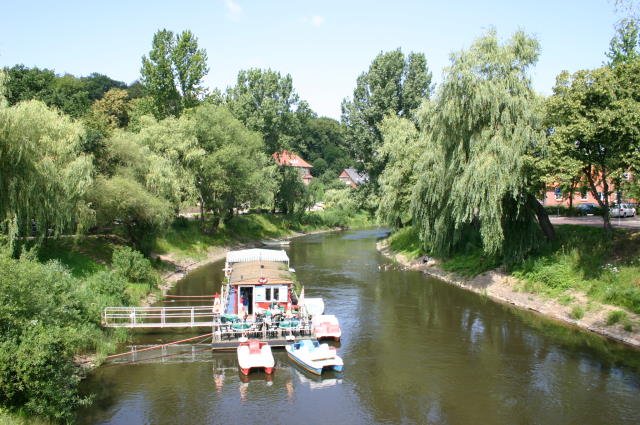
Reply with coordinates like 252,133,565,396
224,0,242,21
310,15,325,27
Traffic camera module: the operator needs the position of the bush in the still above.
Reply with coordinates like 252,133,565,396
570,305,585,320
86,270,130,303
111,246,158,287
606,310,628,326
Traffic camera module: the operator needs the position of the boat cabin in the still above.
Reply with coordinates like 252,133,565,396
224,249,295,317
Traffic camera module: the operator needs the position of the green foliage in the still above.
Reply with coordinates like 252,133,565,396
295,117,352,177
90,175,173,253
387,226,424,260
511,226,640,314
570,305,585,320
545,59,640,230
341,49,431,181
413,30,551,263
606,309,628,325
226,68,309,154
140,29,208,118
0,255,106,420
187,104,273,226
606,18,640,65
111,246,158,287
0,100,94,249
377,113,424,227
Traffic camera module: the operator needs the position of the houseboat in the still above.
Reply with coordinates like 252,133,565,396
223,248,297,318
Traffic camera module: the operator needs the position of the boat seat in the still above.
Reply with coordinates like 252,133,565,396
249,340,261,354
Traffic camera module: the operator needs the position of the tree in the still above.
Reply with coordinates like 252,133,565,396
226,68,306,154
294,117,352,178
187,104,273,228
3,65,56,106
140,29,208,118
341,49,431,182
0,100,94,250
172,30,209,108
81,72,127,101
546,61,640,232
413,30,554,263
606,18,640,66
377,112,425,228
91,88,130,129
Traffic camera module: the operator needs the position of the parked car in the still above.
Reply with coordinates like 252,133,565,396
576,203,599,216
610,203,637,218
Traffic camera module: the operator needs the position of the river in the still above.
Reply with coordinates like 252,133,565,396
78,229,640,424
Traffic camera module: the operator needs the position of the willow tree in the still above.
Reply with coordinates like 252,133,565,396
412,31,554,263
377,111,426,228
0,100,93,250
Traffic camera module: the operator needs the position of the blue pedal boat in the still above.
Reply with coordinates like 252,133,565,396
285,339,343,375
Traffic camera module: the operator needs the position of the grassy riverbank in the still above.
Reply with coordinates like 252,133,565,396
387,225,640,321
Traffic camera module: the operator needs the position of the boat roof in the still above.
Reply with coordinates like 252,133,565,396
226,248,289,266
229,260,293,286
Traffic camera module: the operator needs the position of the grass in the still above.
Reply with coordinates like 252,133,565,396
155,211,374,260
606,310,628,326
511,225,640,315
570,305,585,320
387,226,424,260
34,237,114,277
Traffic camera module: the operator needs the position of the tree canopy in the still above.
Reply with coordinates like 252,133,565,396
140,29,209,118
341,49,431,182
412,30,553,262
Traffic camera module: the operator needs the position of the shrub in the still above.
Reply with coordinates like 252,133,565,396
570,305,585,320
606,310,628,326
111,246,158,287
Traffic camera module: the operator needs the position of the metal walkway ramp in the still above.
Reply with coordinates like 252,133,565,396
102,306,218,328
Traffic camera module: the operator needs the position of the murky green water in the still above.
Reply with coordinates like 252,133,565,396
78,229,640,424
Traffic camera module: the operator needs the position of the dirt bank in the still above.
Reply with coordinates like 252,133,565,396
376,240,640,350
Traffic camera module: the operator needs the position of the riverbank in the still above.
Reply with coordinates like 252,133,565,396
377,238,640,349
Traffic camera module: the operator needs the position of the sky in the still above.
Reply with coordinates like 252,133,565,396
0,0,625,119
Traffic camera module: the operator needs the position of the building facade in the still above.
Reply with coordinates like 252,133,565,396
272,150,313,185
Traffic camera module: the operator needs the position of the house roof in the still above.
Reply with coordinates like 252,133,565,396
272,150,313,168
228,261,293,286
226,249,289,265
342,168,369,186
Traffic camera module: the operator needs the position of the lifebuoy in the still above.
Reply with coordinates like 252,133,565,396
258,277,268,284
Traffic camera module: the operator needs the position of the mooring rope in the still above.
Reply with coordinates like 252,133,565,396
105,332,213,360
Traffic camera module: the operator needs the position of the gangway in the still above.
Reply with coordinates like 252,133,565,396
102,306,218,328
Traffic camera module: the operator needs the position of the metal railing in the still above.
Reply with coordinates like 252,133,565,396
103,306,219,328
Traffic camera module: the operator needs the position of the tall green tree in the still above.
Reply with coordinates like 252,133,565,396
188,104,273,228
545,60,640,232
413,30,554,263
294,117,352,179
140,29,208,118
377,112,425,228
341,49,431,182
0,100,94,249
606,18,640,65
226,68,309,154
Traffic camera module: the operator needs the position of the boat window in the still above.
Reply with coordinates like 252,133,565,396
265,287,271,301
273,287,279,301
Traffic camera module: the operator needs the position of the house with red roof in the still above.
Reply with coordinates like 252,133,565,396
272,150,313,185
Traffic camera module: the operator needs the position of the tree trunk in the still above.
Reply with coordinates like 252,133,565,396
199,195,205,227
528,194,556,241
568,179,576,210
583,165,612,233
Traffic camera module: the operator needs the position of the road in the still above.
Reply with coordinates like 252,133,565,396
550,215,640,229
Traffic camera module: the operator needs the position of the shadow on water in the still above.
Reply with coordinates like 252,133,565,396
77,229,640,425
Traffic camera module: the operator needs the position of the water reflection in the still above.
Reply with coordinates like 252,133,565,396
78,229,640,425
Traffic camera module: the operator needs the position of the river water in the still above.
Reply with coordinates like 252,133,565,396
78,229,640,424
